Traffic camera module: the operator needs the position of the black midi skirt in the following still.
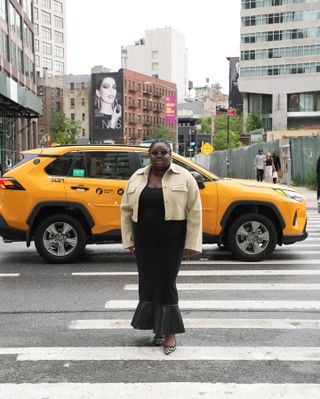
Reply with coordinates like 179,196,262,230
131,186,186,335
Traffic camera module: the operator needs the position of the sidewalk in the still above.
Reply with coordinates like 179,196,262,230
294,186,318,211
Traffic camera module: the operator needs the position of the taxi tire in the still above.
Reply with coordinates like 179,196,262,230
34,214,86,263
227,213,277,262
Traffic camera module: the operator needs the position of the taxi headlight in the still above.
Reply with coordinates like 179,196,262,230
275,189,304,202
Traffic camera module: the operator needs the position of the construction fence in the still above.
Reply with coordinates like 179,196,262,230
195,135,320,188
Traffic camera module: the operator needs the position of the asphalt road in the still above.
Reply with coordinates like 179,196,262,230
0,209,320,398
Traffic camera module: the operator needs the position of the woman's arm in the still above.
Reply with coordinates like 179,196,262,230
120,185,134,249
185,173,202,253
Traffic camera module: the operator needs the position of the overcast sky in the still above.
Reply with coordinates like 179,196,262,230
66,0,240,93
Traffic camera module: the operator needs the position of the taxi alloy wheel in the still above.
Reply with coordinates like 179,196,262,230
227,213,277,262
35,214,86,263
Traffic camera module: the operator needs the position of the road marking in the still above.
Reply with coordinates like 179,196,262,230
124,283,320,291
182,259,320,265
68,318,320,330
1,346,320,361
0,274,19,277
105,300,320,311
1,383,320,399
73,270,320,277
1,383,320,398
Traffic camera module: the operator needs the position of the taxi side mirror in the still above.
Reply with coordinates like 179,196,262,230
190,171,205,190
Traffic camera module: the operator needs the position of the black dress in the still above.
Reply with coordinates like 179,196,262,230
131,186,186,334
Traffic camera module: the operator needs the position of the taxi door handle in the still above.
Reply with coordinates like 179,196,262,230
71,185,90,191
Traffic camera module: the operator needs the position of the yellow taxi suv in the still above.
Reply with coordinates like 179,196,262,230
0,145,307,263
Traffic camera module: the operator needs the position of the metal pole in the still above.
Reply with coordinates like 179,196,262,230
226,114,230,177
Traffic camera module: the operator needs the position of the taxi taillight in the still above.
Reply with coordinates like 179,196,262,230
0,178,25,190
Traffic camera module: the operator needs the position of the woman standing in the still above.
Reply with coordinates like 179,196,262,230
265,152,274,184
121,140,202,355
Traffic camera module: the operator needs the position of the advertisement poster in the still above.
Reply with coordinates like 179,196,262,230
165,96,176,123
228,57,243,110
91,71,123,144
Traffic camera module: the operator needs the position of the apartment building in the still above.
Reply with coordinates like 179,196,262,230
121,27,188,103
239,0,320,131
0,0,41,164
33,0,66,77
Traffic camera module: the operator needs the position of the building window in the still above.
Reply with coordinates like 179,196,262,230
71,98,75,108
24,24,33,50
33,7,38,19
152,50,159,59
9,4,22,38
82,113,85,121
41,10,51,24
34,24,39,35
10,40,17,69
54,30,63,43
0,0,7,22
70,82,74,91
82,128,85,137
41,26,52,39
1,30,9,60
71,113,75,120
54,60,64,72
81,82,85,90
42,57,52,70
18,48,23,72
54,45,64,58
35,55,40,67
41,0,51,8
152,62,159,72
82,98,85,106
54,15,63,28
42,41,52,54
23,0,32,20
34,39,39,51
53,0,63,13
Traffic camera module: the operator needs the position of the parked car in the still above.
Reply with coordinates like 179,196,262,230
0,145,307,263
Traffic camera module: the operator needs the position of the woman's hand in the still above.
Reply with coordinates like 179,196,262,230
110,104,122,128
128,246,135,257
184,249,198,260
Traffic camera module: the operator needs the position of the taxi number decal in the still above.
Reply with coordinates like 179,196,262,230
51,178,65,183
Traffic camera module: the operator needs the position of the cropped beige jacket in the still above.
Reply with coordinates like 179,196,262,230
120,162,202,252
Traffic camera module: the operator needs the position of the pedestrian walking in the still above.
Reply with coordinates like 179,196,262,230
253,149,265,182
272,152,282,184
121,140,202,355
265,152,274,184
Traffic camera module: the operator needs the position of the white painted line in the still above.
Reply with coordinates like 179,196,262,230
0,274,20,277
68,318,320,330
72,270,320,277
182,259,320,265
105,300,320,311
124,283,320,291
1,383,320,399
1,346,320,361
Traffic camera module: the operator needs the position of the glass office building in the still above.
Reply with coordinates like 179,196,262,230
239,0,320,130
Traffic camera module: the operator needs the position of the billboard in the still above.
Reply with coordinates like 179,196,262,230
91,71,123,144
165,95,176,123
228,57,243,110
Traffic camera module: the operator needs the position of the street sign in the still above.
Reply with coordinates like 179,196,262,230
201,142,214,155
227,108,237,116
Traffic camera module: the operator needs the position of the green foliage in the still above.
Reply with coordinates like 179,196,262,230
213,114,242,151
200,117,212,135
50,110,81,144
145,123,175,142
246,113,263,133
293,171,317,190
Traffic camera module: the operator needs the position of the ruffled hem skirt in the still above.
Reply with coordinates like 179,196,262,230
131,301,185,334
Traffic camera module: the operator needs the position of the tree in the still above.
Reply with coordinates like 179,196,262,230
213,114,242,151
50,110,81,144
246,112,263,133
199,117,212,135
145,123,175,142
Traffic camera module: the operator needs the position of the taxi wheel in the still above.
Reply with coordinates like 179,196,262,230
34,214,86,263
227,213,277,262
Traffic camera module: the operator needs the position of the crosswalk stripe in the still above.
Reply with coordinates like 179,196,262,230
1,383,320,399
124,283,320,291
72,270,320,277
105,300,320,311
1,346,320,361
0,274,19,277
68,318,320,330
182,259,320,264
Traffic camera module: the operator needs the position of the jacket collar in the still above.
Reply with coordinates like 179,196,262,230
136,162,180,176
